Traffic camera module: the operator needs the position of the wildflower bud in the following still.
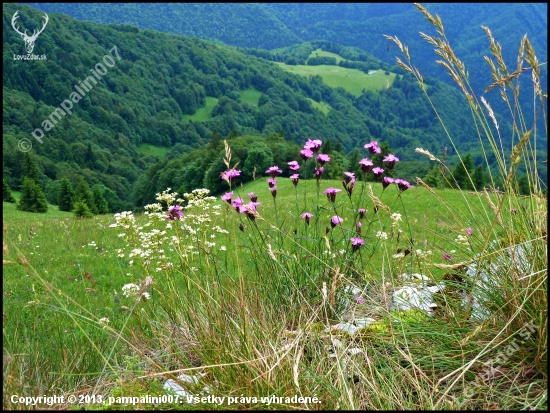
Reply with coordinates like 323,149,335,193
358,208,366,220
326,226,330,234
374,205,379,214
239,223,245,232
356,222,362,235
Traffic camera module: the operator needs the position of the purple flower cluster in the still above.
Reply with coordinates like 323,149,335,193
165,205,183,220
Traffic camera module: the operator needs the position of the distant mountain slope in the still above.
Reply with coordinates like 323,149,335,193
27,2,301,49
6,3,489,208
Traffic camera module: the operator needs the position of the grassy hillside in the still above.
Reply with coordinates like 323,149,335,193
274,62,397,96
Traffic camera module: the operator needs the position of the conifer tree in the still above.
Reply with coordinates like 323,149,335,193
472,165,486,191
91,185,109,214
451,153,474,189
22,152,41,185
424,165,442,188
73,200,93,218
58,178,76,212
74,177,96,214
3,179,16,203
17,177,48,213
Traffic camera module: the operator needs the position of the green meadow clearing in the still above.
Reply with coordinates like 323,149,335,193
182,88,263,123
308,48,346,64
137,143,171,158
307,98,332,115
274,62,397,96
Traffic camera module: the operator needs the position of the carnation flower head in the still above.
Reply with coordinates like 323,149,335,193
331,215,344,228
382,154,400,170
350,237,365,252
248,192,258,202
372,167,385,179
364,141,381,155
358,208,367,220
315,166,324,180
304,139,323,153
269,186,277,198
268,178,276,188
265,166,282,178
323,187,342,203
317,153,330,165
394,179,413,192
359,158,374,174
301,212,313,225
288,160,300,171
382,177,395,189
221,169,241,183
221,192,233,203
300,148,314,161
290,173,300,187
166,205,183,220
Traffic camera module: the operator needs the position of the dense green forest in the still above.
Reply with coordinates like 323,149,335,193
29,2,548,128
4,4,546,210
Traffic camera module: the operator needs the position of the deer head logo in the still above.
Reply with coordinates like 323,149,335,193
11,11,49,54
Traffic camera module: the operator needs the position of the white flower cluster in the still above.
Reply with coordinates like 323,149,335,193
121,283,150,300
414,249,433,260
111,188,228,276
455,234,469,246
376,231,388,240
156,188,178,206
390,213,402,226
110,211,136,229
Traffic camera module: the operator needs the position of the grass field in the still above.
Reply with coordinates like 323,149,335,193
274,62,396,96
308,48,346,64
182,96,219,122
239,88,262,106
137,143,171,158
307,98,331,115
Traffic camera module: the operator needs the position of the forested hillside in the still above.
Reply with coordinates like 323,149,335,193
6,3,496,208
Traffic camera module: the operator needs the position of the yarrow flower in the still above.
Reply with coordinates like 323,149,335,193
382,176,395,189
221,192,233,203
290,173,300,187
304,139,323,153
166,205,183,220
301,212,313,225
359,158,374,174
288,160,300,171
317,153,330,165
382,154,400,170
323,187,342,203
350,237,365,252
265,166,282,178
372,167,385,179
331,215,344,228
364,141,381,155
300,148,314,161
